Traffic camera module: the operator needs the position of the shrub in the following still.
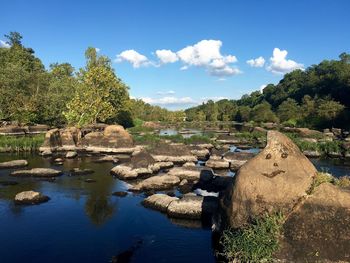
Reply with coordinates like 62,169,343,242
220,212,284,263
0,135,45,152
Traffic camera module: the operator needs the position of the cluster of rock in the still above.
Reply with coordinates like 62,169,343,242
39,125,139,156
0,123,49,135
220,131,350,262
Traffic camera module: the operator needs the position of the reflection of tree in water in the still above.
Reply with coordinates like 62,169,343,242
85,193,116,226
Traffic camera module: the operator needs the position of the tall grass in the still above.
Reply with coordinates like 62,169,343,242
220,212,284,263
0,135,44,152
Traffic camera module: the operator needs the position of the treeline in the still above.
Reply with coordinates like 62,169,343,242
0,32,180,127
185,53,350,129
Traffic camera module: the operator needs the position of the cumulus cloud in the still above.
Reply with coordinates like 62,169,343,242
95,48,101,53
115,49,150,68
0,40,10,48
156,90,176,95
247,56,265,67
267,48,304,74
200,96,229,103
155,49,178,64
259,84,267,93
176,40,240,76
141,96,197,106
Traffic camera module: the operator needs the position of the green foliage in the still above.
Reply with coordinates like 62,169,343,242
220,212,284,263
250,101,278,123
0,135,44,152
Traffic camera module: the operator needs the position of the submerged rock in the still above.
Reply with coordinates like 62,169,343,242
142,194,179,212
10,168,62,178
69,168,94,176
0,160,28,169
222,131,316,228
112,191,128,197
94,155,119,163
14,190,50,205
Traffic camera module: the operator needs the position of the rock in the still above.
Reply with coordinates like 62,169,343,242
331,128,342,137
300,138,318,143
131,175,180,191
112,191,128,197
154,161,174,169
94,155,119,163
65,151,78,158
222,131,316,228
14,191,50,205
111,165,138,179
223,152,255,171
84,178,96,183
0,125,26,135
205,157,230,169
253,126,267,133
190,147,210,160
0,160,28,169
149,143,197,164
10,168,62,177
328,151,342,158
70,168,94,176
279,183,350,262
167,195,218,220
54,158,64,163
40,149,53,156
142,121,161,129
142,194,179,212
303,150,321,158
167,167,214,182
216,134,241,144
183,162,196,167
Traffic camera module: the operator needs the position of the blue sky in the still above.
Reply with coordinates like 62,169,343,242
1,0,350,109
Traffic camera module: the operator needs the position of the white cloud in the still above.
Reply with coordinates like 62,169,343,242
247,56,265,67
141,96,197,106
95,48,101,53
115,49,150,68
259,84,267,93
200,96,229,103
155,49,178,64
156,90,176,95
0,40,10,48
267,48,304,74
176,39,241,77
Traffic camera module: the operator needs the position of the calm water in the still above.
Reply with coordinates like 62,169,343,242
0,154,215,263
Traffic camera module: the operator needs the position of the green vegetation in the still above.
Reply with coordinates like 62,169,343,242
0,32,184,127
308,172,350,194
0,135,44,152
220,212,284,263
132,133,213,146
186,53,350,129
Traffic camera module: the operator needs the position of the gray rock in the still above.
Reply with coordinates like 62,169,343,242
142,194,179,212
65,151,78,158
14,190,50,204
0,160,28,169
131,175,180,191
10,168,62,177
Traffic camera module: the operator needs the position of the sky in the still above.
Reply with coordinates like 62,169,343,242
1,0,350,110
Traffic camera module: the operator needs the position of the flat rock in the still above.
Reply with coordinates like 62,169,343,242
10,168,62,178
111,165,138,179
167,167,214,181
0,160,28,169
142,194,179,212
94,155,119,163
14,190,50,205
65,151,78,158
70,168,94,176
205,157,230,169
167,195,218,220
131,175,180,191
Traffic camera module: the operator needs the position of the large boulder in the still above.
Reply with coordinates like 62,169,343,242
131,175,180,191
0,160,28,169
278,183,350,262
149,143,197,164
142,194,179,212
14,191,50,205
222,131,316,228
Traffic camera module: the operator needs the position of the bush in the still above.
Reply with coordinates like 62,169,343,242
220,212,284,263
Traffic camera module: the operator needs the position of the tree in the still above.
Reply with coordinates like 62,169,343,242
4,31,22,46
204,100,218,121
277,98,300,122
64,47,129,127
250,102,278,123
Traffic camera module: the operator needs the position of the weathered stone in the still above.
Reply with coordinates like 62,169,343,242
279,183,350,263
223,152,255,171
190,148,210,159
183,162,196,167
10,168,62,177
205,157,230,169
65,151,78,158
167,195,218,220
111,165,138,179
69,168,94,176
222,131,316,228
303,150,321,158
0,160,28,169
14,190,50,205
142,194,179,212
167,167,214,182
131,175,180,191
94,155,119,163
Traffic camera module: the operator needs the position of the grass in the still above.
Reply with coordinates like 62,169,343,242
308,172,350,194
220,212,284,263
133,132,213,146
0,134,45,152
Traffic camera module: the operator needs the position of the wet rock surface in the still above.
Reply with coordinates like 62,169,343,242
14,190,50,205
142,194,179,212
0,160,28,169
10,168,62,178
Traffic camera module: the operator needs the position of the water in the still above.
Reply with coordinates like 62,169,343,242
0,154,215,263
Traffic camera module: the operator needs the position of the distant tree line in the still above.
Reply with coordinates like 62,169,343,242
185,53,350,129
0,32,182,127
